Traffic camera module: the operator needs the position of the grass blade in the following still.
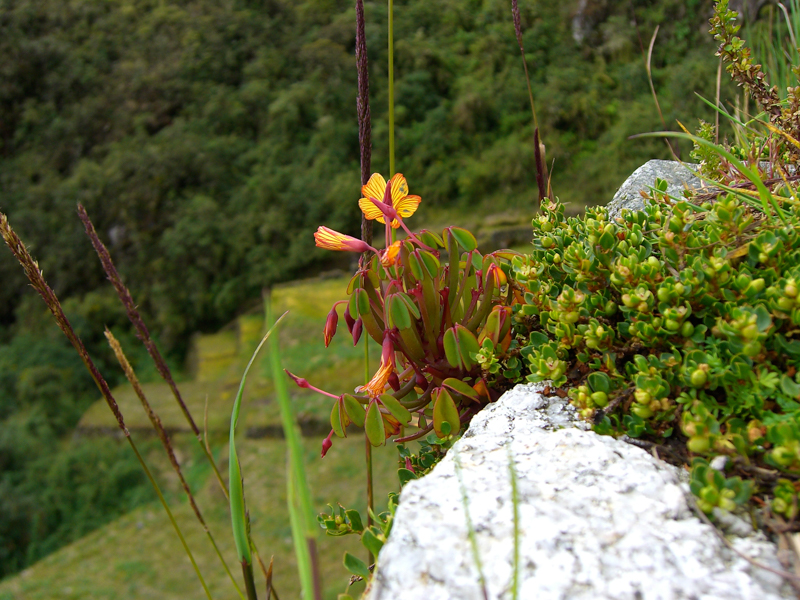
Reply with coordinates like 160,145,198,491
265,292,322,600
454,451,488,600
507,445,520,600
229,310,288,599
632,129,788,223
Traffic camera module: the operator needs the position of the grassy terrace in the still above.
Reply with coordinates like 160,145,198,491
0,276,397,600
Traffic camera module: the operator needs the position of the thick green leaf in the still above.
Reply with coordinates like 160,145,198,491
587,372,611,394
343,394,367,426
346,508,364,533
443,327,461,368
408,253,424,280
397,292,421,319
331,400,348,438
456,325,480,369
451,227,478,251
388,294,412,330
343,552,370,578
442,377,480,403
398,468,418,485
781,375,800,398
419,251,441,278
365,400,386,446
380,393,412,425
354,288,371,316
361,527,384,557
433,388,461,437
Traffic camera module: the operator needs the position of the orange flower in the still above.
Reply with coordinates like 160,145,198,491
358,356,394,398
358,173,420,229
380,240,402,268
314,226,376,253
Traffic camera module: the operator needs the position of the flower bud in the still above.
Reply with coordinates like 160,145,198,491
388,372,401,391
344,304,356,333
382,334,395,367
286,370,310,389
323,307,339,347
321,429,334,458
351,317,363,345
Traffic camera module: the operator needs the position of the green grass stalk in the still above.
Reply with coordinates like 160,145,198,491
507,445,520,600
106,330,244,599
388,0,395,177
454,451,488,600
634,130,788,223
264,293,322,600
0,211,213,599
229,311,287,599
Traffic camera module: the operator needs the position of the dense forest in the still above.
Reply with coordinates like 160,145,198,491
0,0,737,578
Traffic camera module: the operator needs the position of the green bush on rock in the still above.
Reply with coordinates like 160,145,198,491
511,184,800,515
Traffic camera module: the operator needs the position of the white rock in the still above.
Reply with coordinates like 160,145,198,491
606,159,703,220
365,383,793,600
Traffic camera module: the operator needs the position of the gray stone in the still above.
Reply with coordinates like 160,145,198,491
365,383,792,600
606,160,704,220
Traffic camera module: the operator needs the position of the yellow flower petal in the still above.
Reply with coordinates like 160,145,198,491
358,197,387,224
362,173,387,203
381,240,402,267
389,173,409,206
358,357,394,397
394,195,421,219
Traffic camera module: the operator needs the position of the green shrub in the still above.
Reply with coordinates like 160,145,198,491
513,184,800,513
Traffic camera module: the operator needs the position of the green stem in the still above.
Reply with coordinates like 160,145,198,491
364,336,375,564
388,0,395,177
242,562,259,600
127,437,213,600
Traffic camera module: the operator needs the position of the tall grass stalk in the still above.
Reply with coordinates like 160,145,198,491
228,311,287,599
636,129,789,223
388,0,395,177
356,0,373,248
78,204,230,498
356,0,376,561
264,292,322,600
454,451,488,600
507,445,520,600
0,211,213,599
106,330,244,599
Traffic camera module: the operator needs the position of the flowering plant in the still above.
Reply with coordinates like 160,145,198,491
291,173,521,455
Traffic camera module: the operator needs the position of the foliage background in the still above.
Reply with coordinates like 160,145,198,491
0,0,742,581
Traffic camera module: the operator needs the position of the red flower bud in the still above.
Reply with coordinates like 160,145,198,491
344,304,356,333
324,306,338,348
382,334,395,366
405,457,415,473
388,372,401,391
415,371,428,388
352,317,363,345
321,429,334,458
285,369,310,389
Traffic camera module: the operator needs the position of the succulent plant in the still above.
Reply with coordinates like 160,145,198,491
293,173,520,457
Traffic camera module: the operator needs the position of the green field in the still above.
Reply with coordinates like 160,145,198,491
0,277,399,600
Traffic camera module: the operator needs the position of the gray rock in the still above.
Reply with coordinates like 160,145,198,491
365,383,792,600
606,160,704,220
